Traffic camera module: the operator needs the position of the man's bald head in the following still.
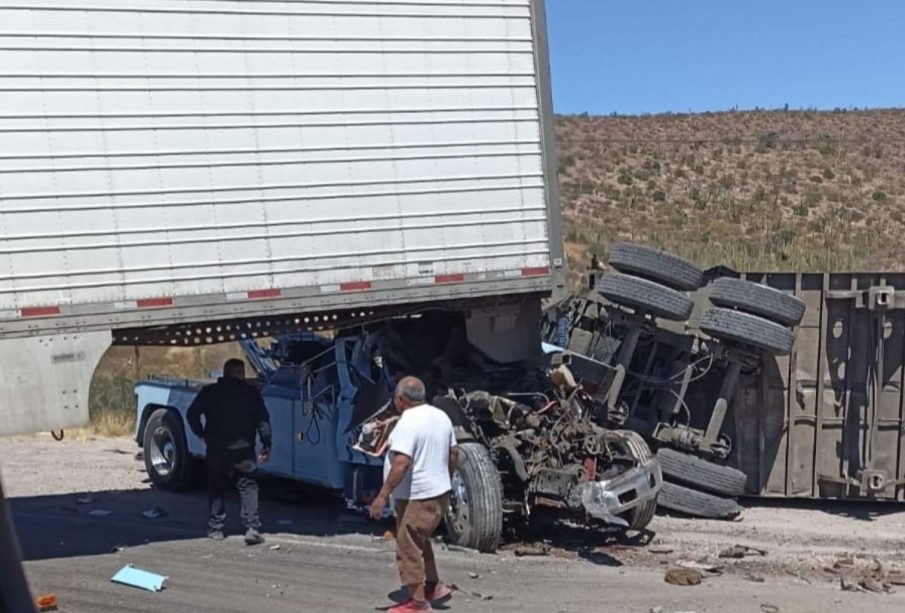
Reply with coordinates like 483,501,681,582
394,376,426,412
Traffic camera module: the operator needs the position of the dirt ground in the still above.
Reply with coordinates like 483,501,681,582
3,435,905,612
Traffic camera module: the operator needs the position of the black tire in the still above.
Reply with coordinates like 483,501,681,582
597,273,693,322
615,431,659,531
445,442,504,553
608,244,704,291
657,448,747,497
709,278,806,327
699,307,795,356
657,482,741,519
143,408,195,492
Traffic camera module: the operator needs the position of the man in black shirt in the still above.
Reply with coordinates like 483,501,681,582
187,358,272,545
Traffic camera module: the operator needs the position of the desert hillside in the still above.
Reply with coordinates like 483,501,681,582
556,109,905,282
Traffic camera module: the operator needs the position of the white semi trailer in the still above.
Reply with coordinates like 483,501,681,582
0,0,563,437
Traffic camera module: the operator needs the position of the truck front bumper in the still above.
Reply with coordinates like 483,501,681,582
578,457,663,526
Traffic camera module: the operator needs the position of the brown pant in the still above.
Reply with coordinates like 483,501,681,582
394,493,450,586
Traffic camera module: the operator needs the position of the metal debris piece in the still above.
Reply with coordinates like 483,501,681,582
649,546,675,555
448,584,492,601
760,605,779,613
269,544,281,551
111,565,168,592
76,496,93,505
468,572,481,579
664,568,703,586
676,560,723,574
88,509,112,517
514,544,551,557
719,544,767,559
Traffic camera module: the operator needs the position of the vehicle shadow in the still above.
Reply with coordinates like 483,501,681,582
10,475,388,562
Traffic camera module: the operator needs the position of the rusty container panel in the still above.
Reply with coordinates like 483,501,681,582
730,272,905,501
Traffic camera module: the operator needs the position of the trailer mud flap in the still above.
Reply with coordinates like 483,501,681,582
0,331,111,436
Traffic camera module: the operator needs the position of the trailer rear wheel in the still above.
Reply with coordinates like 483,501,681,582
445,442,503,553
699,307,796,356
656,448,747,497
608,244,704,291
597,273,694,322
708,278,806,327
143,408,195,492
657,482,741,520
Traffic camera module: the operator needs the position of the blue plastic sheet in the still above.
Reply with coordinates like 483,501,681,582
111,565,168,592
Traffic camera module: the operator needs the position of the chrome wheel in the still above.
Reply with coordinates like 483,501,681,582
446,470,470,533
149,426,176,477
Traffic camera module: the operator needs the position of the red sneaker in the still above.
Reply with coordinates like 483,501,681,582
425,582,453,603
389,599,432,612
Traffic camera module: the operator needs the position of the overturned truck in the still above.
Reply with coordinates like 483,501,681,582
544,244,807,519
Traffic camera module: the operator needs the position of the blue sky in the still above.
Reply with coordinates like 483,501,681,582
546,0,905,115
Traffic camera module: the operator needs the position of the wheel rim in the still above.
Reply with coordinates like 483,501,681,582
446,470,470,534
149,426,176,477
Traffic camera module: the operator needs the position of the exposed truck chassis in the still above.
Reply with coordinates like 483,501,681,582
358,356,662,551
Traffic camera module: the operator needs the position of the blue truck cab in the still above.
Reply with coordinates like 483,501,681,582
134,332,391,508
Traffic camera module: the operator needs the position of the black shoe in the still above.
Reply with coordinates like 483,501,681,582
208,529,225,541
244,528,265,546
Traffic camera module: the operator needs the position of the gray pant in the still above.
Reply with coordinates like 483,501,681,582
206,451,260,532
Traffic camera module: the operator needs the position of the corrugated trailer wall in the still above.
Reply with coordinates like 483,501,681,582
714,273,905,502
0,0,560,338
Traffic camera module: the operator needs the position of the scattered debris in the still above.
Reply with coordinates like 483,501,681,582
744,574,766,583
442,544,475,554
112,544,128,553
468,572,481,579
664,568,703,586
783,569,811,585
886,571,905,586
719,544,767,559
141,505,168,519
834,557,854,568
649,546,675,555
111,565,168,592
676,560,723,574
88,509,112,517
514,544,551,557
449,584,492,601
76,496,93,505
760,604,779,613
35,594,58,612
269,544,281,551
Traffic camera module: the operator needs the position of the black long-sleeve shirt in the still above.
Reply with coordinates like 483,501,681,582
186,377,272,454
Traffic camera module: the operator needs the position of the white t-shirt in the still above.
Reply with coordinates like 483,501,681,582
383,403,457,501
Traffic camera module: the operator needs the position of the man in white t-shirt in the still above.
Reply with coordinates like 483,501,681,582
370,377,458,613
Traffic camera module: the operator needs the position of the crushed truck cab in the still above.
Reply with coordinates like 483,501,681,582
135,319,661,552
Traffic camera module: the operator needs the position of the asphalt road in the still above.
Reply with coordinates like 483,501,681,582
5,436,905,613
